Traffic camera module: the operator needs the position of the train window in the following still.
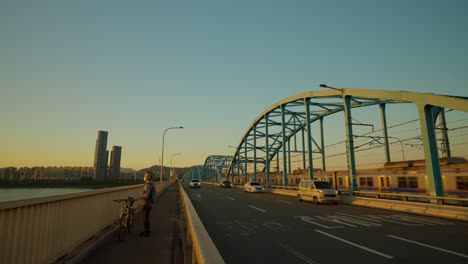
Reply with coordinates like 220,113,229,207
366,177,374,187
408,177,418,188
338,177,344,186
398,177,406,188
398,176,418,188
359,177,366,186
386,177,390,187
329,178,334,186
359,177,374,187
456,176,468,190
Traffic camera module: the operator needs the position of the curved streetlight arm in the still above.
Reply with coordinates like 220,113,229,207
160,126,184,182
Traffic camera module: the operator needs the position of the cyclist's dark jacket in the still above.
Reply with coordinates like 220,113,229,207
142,181,155,208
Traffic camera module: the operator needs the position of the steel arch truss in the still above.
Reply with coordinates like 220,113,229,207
226,88,468,198
203,155,233,182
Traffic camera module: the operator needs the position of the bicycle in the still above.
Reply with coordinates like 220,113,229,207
113,196,136,241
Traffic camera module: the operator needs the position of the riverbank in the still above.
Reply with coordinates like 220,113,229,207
0,179,141,189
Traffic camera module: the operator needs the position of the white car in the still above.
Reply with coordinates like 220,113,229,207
243,182,265,193
189,179,201,188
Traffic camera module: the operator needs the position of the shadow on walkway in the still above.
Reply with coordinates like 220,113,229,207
82,183,183,264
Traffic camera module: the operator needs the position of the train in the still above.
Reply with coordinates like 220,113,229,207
231,157,468,200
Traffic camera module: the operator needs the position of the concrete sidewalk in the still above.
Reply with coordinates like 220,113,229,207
80,183,184,264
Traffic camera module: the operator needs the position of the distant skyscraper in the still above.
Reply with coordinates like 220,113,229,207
109,146,122,179
93,130,108,180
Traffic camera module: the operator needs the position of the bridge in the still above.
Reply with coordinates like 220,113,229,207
1,88,468,263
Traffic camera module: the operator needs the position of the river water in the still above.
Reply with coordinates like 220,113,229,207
0,188,94,203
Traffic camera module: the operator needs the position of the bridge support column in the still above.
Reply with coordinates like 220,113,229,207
380,103,391,163
265,113,270,188
343,95,358,192
320,116,326,172
244,140,248,183
418,105,444,199
439,109,451,158
253,125,257,182
281,104,288,187
304,98,314,180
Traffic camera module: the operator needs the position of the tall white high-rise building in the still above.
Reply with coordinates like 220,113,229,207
109,146,122,179
93,130,108,180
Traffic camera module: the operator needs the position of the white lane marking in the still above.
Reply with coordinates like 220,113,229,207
279,243,318,264
279,200,293,204
315,230,394,259
316,216,357,227
364,215,423,226
226,197,235,201
392,214,455,225
248,205,267,213
298,216,344,229
335,212,383,222
387,235,468,259
332,215,381,227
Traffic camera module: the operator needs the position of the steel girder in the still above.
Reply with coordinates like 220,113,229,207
226,88,468,198
203,155,233,182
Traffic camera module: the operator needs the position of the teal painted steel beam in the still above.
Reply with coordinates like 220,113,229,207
301,126,306,170
380,103,391,163
265,113,270,188
439,109,452,158
281,104,288,186
253,125,257,182
343,95,358,192
288,140,291,174
320,117,326,172
418,105,444,198
304,98,314,179
244,139,248,183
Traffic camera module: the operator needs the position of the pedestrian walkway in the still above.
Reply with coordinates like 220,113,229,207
81,183,183,264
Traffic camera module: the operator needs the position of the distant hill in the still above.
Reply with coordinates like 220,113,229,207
120,167,137,173
139,165,201,179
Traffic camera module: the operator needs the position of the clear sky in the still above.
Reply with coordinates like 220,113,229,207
2,0,467,170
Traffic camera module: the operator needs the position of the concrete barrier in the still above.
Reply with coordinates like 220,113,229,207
179,182,225,264
0,180,175,264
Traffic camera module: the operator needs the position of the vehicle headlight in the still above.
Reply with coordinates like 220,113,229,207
317,190,323,193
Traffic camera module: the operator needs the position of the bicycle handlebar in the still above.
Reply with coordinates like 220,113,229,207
113,196,135,203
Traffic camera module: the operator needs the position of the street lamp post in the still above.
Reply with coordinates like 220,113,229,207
160,126,184,182
170,153,182,180
389,136,405,161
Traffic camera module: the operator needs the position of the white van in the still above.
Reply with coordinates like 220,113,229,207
298,180,339,205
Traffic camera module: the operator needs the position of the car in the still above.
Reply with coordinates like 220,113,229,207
243,182,265,193
298,179,339,205
220,181,231,188
189,179,201,188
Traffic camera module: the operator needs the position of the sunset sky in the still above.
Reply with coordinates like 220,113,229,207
2,0,467,170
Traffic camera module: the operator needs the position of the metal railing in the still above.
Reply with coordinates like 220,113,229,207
0,180,174,264
178,182,225,264
353,190,468,205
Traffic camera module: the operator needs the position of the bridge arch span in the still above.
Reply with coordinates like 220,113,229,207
226,87,468,198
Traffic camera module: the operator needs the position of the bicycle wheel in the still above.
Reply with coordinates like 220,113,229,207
127,211,133,234
118,215,126,241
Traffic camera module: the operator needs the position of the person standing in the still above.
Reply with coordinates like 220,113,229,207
137,171,156,237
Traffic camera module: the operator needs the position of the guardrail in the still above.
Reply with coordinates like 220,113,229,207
353,190,468,205
178,182,225,264
0,180,175,264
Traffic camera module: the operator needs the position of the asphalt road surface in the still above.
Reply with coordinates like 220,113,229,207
183,183,468,264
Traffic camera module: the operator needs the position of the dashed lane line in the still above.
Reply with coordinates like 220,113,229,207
387,235,468,259
315,230,394,259
248,205,267,213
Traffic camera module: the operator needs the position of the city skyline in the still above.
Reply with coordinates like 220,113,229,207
2,1,468,170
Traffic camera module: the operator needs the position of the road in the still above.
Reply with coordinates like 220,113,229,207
182,183,468,264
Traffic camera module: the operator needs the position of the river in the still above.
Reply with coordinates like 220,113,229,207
0,188,94,203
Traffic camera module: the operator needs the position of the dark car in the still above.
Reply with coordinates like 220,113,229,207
220,181,231,188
